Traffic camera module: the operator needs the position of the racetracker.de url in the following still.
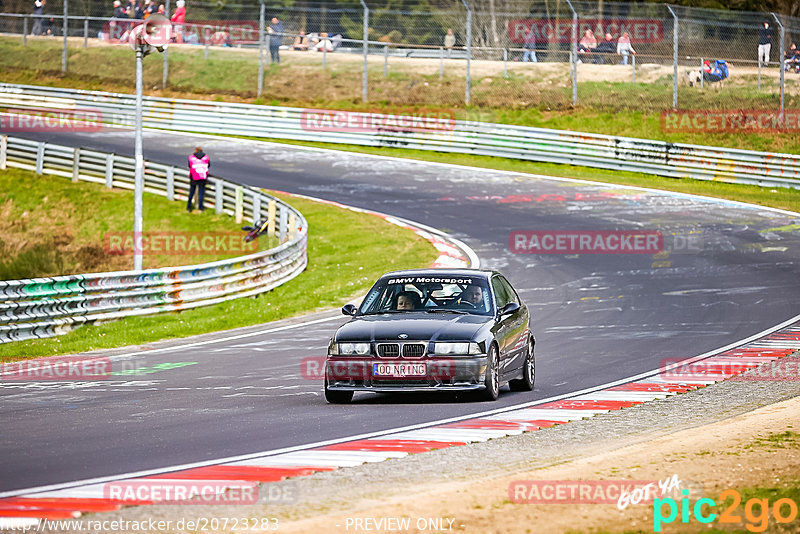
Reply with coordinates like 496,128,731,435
0,517,279,532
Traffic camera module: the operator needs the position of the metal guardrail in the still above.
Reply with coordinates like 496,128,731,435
0,135,308,344
1,83,798,189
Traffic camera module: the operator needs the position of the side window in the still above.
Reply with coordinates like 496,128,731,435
491,276,510,309
498,276,520,305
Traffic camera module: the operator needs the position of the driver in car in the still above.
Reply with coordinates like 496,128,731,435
395,291,422,311
457,286,484,310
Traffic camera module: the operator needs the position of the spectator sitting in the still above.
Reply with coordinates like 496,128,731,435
293,34,309,50
42,16,54,36
444,28,455,58
785,43,800,73
209,31,230,47
312,32,333,52
616,31,636,65
594,32,616,64
330,33,342,51
577,29,597,63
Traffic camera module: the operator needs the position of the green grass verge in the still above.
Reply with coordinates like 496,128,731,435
2,36,799,154
0,167,272,279
0,191,438,360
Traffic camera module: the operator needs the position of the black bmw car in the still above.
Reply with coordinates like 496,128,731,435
324,269,535,403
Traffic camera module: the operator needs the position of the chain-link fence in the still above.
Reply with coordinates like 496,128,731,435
1,1,799,118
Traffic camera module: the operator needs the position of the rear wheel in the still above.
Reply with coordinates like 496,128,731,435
510,337,535,392
324,376,353,404
478,344,500,401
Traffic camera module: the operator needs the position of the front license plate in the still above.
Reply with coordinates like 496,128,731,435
373,363,427,377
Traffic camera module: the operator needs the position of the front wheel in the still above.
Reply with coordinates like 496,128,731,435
478,344,500,401
324,376,353,404
510,337,535,392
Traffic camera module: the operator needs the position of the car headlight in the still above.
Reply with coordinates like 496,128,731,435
330,342,371,356
433,342,482,355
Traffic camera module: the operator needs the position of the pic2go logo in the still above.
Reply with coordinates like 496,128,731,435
654,489,799,532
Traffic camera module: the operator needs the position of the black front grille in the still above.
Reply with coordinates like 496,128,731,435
377,344,400,358
402,343,425,358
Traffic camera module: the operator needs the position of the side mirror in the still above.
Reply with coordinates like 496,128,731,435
342,304,356,316
498,302,520,317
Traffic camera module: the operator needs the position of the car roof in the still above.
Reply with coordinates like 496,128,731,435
378,268,498,280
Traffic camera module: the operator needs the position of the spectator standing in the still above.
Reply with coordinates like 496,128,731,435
187,147,209,212
134,0,144,19
110,0,126,39
31,0,45,36
616,31,636,65
143,0,157,18
758,20,772,67
444,28,455,58
171,0,186,43
522,27,537,62
267,16,284,64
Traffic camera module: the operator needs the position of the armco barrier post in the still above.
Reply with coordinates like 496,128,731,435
279,207,287,243
0,136,7,170
235,185,243,224
667,4,678,109
105,153,114,188
166,167,174,200
36,142,44,174
23,17,27,46
72,147,80,182
84,17,88,49
268,199,276,237
215,179,224,214
253,194,261,224
288,212,296,240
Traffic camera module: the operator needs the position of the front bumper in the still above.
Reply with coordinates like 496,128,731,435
325,356,488,392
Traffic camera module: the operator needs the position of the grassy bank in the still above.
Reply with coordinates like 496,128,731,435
2,36,799,154
0,189,438,360
0,167,273,279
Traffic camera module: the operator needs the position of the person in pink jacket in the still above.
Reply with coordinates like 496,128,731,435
171,0,185,43
187,146,209,212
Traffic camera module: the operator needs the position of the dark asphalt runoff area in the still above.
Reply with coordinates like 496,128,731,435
1,129,799,494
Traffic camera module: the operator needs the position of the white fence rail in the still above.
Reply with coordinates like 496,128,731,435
0,135,308,344
1,83,798,189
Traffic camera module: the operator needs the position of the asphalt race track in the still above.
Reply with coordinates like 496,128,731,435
1,129,799,494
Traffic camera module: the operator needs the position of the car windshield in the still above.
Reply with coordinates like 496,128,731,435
359,275,493,316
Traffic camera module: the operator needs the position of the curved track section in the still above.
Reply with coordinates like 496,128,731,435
1,129,799,496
